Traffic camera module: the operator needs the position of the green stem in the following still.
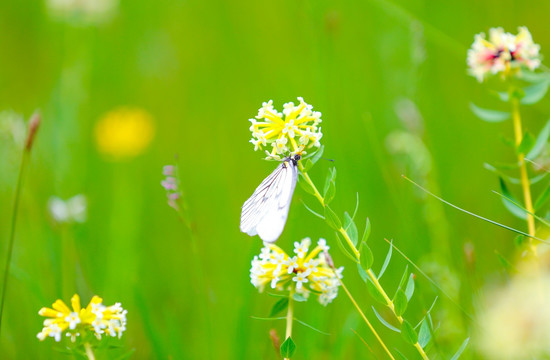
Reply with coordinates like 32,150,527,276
284,291,294,360
339,279,395,360
300,166,430,360
61,227,77,301
511,94,537,256
0,150,29,336
84,342,95,360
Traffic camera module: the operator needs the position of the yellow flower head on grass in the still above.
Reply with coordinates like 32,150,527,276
467,26,541,82
37,294,127,342
94,107,155,160
249,97,323,160
250,238,343,305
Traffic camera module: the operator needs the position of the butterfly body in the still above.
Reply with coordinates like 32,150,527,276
240,154,300,243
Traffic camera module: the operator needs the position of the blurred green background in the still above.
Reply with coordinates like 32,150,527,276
1,0,550,358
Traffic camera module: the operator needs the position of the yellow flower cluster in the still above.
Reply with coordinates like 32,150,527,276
249,97,323,160
37,294,127,342
94,107,154,160
250,238,343,305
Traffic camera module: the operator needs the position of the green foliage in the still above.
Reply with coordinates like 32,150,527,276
535,183,550,210
366,278,388,305
298,174,317,195
393,289,408,316
498,177,527,219
400,320,418,345
470,103,510,122
404,274,415,301
301,146,325,172
517,132,534,155
361,218,372,246
526,120,550,159
372,307,400,332
269,298,289,317
521,80,549,105
280,337,296,358
359,243,374,269
343,212,358,246
324,205,342,230
417,319,432,348
450,338,470,360
378,241,393,279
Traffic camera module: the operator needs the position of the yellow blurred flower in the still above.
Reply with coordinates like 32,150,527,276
94,107,154,160
37,294,127,342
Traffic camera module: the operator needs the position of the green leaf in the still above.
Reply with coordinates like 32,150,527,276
469,103,510,122
519,70,550,83
357,262,368,283
372,307,400,332
302,201,325,219
323,167,337,195
311,145,325,165
526,119,550,160
521,81,549,105
535,183,550,210
366,278,387,305
393,289,408,317
359,218,371,253
280,337,296,358
496,90,509,102
517,132,535,155
270,298,289,317
417,318,431,348
293,317,331,335
514,234,526,247
324,205,342,230
335,231,358,262
405,273,415,301
397,265,410,291
324,180,336,205
498,177,527,219
298,174,316,195
394,349,409,360
302,158,314,173
292,293,307,302
378,240,393,279
343,212,358,246
359,243,374,270
489,161,520,170
401,320,418,345
495,250,517,273
450,338,470,360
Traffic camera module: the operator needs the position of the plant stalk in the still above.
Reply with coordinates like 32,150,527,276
284,291,294,360
0,150,29,336
511,95,537,255
299,165,430,360
84,342,96,360
339,279,395,359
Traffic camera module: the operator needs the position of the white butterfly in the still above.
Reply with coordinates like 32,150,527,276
240,154,301,243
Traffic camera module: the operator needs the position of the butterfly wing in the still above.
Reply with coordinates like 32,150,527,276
240,159,298,243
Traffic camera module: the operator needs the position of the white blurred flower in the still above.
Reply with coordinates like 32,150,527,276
0,111,26,147
476,273,550,359
467,26,541,82
46,0,118,25
48,194,87,224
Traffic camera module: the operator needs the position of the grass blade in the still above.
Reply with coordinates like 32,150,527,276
402,175,550,244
